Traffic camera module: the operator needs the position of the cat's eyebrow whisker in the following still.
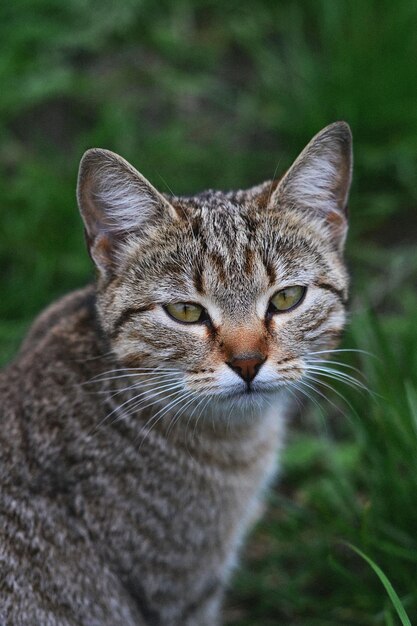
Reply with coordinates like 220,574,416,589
169,191,200,249
156,172,178,202
266,159,282,207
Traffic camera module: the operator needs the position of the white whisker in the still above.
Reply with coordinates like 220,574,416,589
90,380,185,435
193,393,214,438
308,348,374,358
296,377,346,416
304,365,369,393
85,372,177,386
87,373,180,396
106,375,182,399
84,366,177,385
114,387,189,437
166,393,200,439
117,381,186,417
303,373,356,413
137,390,195,446
307,357,364,376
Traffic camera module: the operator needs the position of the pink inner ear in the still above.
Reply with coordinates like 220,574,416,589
326,208,347,240
90,232,115,272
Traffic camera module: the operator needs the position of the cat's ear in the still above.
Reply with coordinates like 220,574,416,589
77,149,178,273
270,121,352,249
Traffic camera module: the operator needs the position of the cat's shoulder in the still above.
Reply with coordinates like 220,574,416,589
15,284,101,362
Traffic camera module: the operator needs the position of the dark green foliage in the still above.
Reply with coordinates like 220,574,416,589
1,1,417,623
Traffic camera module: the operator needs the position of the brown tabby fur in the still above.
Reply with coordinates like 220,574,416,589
0,122,352,625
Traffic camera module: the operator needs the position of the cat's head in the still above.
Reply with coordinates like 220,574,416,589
77,122,352,409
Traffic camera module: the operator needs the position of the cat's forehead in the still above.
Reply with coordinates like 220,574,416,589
174,192,310,267
175,192,252,238
175,194,264,273
139,194,329,310
151,196,263,306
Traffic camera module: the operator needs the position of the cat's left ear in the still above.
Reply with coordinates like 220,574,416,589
77,149,179,274
270,121,352,250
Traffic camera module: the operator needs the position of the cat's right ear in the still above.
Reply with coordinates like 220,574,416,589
269,121,352,251
77,149,178,274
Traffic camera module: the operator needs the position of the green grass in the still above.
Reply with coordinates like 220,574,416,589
347,544,412,626
1,1,417,623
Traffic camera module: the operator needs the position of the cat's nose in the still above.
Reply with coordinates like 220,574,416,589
227,354,266,383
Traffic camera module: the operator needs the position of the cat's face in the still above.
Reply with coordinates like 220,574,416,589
77,122,351,407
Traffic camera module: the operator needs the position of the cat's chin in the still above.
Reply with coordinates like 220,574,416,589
218,388,279,400
210,381,287,400
202,386,287,414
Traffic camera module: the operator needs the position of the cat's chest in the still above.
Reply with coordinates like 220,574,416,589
79,422,280,544
73,412,283,618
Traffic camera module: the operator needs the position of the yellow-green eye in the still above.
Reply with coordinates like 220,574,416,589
270,286,306,313
164,302,205,323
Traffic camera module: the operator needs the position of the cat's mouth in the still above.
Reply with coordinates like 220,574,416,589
179,364,303,404
212,383,284,401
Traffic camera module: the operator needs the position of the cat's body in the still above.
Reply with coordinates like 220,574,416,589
0,286,281,625
0,122,352,625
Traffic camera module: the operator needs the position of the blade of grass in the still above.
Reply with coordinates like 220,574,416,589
345,543,412,626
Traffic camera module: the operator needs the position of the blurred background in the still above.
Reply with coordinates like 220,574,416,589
1,1,417,624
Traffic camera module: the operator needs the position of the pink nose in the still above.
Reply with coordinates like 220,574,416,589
227,354,266,383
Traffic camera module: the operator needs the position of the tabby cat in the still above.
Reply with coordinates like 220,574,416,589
0,121,352,625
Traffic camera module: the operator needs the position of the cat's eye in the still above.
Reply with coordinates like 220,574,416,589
269,285,306,313
164,302,206,324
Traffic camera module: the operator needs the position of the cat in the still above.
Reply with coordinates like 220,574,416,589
0,121,352,626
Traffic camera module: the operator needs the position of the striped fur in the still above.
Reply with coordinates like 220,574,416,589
0,122,352,625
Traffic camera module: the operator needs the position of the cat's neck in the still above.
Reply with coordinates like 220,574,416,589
96,374,287,473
